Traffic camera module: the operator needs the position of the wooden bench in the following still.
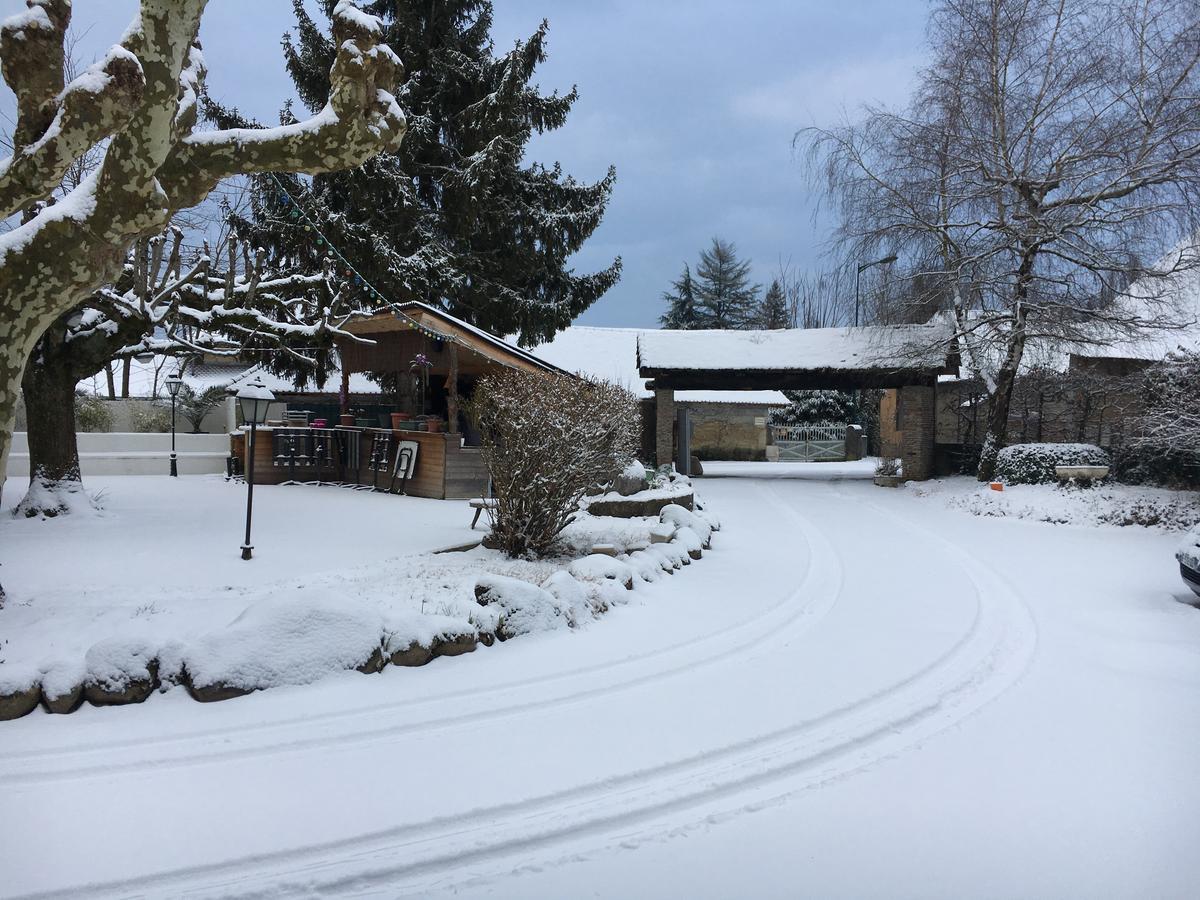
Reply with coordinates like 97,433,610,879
469,497,498,529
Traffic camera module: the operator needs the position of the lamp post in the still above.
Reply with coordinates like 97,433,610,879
236,375,275,560
165,369,183,477
855,254,898,327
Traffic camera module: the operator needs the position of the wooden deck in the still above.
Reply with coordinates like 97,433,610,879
236,426,489,500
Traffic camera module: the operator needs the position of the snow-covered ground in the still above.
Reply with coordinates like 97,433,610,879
3,464,1199,898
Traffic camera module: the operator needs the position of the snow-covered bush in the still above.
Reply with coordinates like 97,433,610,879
130,403,171,433
994,442,1111,485
74,393,113,433
469,370,640,557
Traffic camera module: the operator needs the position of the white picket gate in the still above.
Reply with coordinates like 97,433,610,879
770,423,848,461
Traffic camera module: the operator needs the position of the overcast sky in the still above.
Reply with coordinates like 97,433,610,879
0,1,929,328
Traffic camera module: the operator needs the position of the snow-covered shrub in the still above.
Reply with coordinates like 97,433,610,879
74,393,113,433
468,370,640,557
994,443,1110,485
660,503,712,546
130,402,170,433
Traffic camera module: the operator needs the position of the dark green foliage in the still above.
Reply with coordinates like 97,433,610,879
693,237,760,329
993,443,1110,485
1112,445,1200,488
756,278,791,329
210,0,619,355
659,264,700,329
770,390,862,426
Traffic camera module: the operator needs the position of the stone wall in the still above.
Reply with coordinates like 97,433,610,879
685,402,771,461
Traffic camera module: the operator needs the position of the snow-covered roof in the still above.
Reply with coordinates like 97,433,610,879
637,324,955,374
528,326,788,406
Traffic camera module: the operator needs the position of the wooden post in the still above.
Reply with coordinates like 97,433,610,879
339,366,350,414
445,342,460,434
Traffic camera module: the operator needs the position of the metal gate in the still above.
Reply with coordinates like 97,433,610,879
771,423,848,461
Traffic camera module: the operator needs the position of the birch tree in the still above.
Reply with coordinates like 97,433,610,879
804,0,1200,480
0,0,407,504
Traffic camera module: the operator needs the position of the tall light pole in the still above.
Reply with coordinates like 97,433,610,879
855,254,898,327
236,376,275,560
165,369,183,477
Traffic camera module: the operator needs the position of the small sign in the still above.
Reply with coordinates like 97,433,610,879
754,417,766,427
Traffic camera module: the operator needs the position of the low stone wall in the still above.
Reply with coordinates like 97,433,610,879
3,432,230,478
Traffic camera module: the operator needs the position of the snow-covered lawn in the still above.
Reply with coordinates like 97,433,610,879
2,464,1199,898
0,476,690,704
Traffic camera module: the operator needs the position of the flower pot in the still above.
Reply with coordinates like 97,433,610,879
339,414,355,426
390,412,411,429
425,417,444,433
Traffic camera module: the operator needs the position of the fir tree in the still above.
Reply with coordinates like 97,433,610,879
208,0,620,352
693,237,760,329
659,263,700,329
756,278,791,329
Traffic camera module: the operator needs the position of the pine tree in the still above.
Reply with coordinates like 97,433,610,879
209,0,620,352
756,278,791,329
659,264,700,329
693,237,760,329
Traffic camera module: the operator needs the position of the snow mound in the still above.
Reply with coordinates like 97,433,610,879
183,592,384,691
673,525,704,556
568,554,635,587
626,550,665,583
383,610,475,653
661,504,712,546
39,657,86,701
622,459,647,482
0,660,39,694
476,573,579,636
85,636,157,691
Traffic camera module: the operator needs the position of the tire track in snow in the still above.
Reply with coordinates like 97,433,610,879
0,485,842,785
10,478,1036,900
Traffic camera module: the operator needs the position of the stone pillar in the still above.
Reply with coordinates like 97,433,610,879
655,388,675,468
898,385,935,480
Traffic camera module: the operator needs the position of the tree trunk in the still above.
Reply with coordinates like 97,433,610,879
121,358,131,398
17,350,86,517
445,343,460,434
105,363,116,399
977,276,1032,482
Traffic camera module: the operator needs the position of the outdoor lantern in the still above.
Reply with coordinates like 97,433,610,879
235,376,275,560
165,369,183,477
236,375,274,426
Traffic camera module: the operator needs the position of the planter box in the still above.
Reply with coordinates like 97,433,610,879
873,475,905,488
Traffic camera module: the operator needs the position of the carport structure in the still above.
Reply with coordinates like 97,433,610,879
638,323,957,480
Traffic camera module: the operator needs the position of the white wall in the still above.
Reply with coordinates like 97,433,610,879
4,432,231,478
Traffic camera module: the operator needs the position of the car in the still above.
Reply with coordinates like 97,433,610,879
1176,525,1200,597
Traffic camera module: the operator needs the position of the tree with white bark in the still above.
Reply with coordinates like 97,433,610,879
17,227,374,517
0,0,407,513
803,0,1200,480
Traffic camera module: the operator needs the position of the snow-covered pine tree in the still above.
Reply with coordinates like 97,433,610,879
210,0,620,354
770,390,861,426
756,278,791,329
659,264,701,329
693,238,760,329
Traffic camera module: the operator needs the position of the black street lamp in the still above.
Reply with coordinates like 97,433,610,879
165,369,183,477
236,375,275,560
855,254,898,327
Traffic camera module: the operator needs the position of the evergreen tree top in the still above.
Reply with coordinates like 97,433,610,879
206,0,619,369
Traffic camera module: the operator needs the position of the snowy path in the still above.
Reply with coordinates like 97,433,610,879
3,467,1199,898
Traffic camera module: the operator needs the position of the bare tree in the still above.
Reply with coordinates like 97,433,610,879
0,0,407,506
803,0,1200,479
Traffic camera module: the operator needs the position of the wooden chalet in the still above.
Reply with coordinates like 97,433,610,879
236,303,564,500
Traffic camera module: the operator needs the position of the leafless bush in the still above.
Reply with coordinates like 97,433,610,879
469,371,640,558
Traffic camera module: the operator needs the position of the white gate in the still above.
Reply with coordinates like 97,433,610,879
771,423,848,461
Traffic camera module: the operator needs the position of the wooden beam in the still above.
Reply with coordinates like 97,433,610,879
643,367,941,391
